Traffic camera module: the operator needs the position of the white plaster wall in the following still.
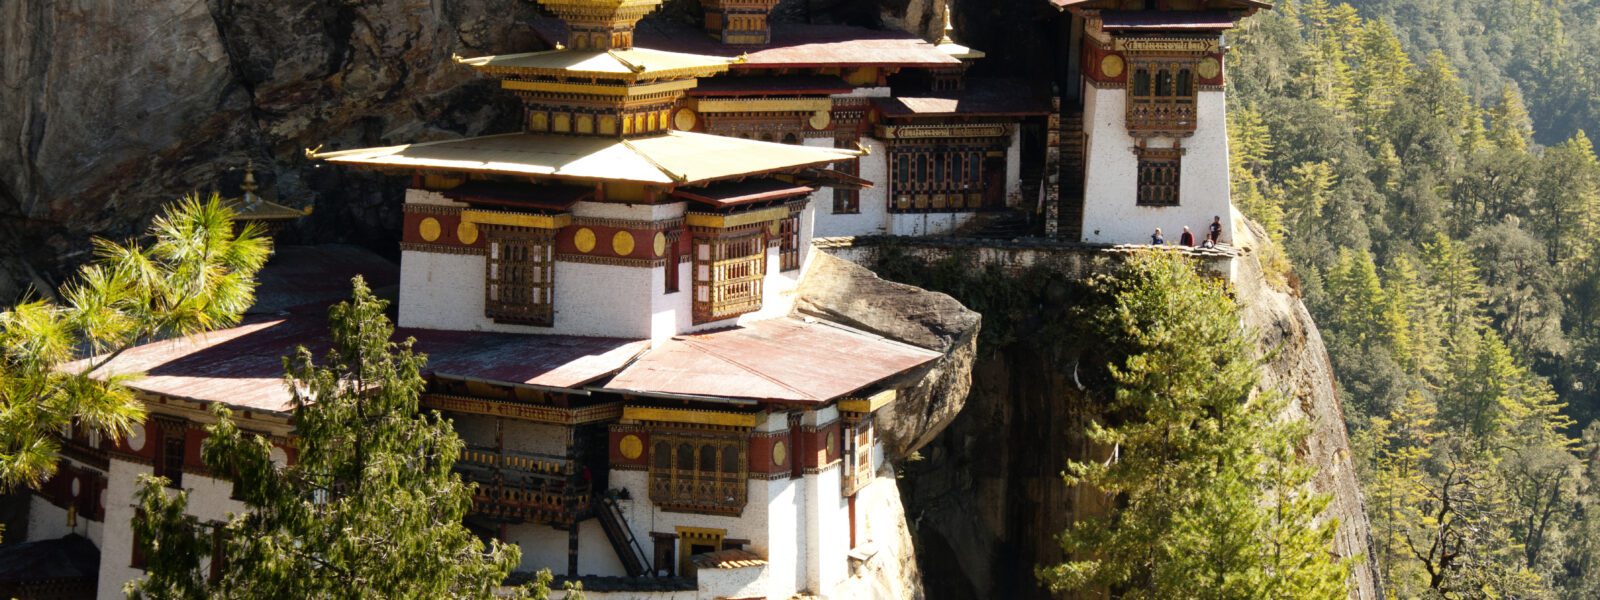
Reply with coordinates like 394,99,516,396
451,414,570,457
605,471,812,598
572,202,685,221
96,457,248,600
813,137,890,239
398,251,656,339
407,188,467,207
1006,128,1023,204
695,564,768,599
25,495,102,546
886,212,977,237
833,87,893,99
506,519,627,577
1079,86,1233,245
805,466,849,593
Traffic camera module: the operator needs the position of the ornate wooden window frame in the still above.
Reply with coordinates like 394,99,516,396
1136,147,1184,207
832,138,862,215
484,226,556,327
691,224,767,324
887,142,997,213
778,205,802,272
648,433,749,516
1127,56,1199,137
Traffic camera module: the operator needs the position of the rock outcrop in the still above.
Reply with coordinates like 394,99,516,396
793,252,980,459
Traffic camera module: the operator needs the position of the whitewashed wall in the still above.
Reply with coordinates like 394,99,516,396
1079,86,1233,245
96,458,247,600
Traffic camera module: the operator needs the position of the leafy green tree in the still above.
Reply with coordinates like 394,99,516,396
1037,252,1349,599
0,196,269,489
126,278,554,600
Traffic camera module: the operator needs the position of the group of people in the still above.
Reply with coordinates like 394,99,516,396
1150,216,1223,248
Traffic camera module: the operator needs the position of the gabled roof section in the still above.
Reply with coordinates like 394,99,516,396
312,131,860,186
602,318,940,404
456,47,732,82
71,315,649,413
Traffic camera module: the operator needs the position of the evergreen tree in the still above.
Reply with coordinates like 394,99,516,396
0,196,269,490
126,278,554,600
1488,84,1535,154
1037,252,1349,599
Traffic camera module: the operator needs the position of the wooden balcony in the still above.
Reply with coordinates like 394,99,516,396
457,446,592,525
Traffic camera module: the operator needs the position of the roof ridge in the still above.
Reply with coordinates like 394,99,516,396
621,137,688,184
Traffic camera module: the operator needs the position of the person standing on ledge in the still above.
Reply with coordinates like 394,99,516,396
1180,226,1195,247
1151,228,1166,245
1208,216,1223,246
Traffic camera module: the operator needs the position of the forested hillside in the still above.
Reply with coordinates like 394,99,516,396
1346,0,1600,146
1226,1,1600,597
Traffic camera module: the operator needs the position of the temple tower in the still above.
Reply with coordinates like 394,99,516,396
701,0,781,45
1053,0,1268,246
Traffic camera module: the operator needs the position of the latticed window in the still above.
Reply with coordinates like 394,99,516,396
1128,58,1198,135
833,138,861,214
484,226,555,326
648,434,748,515
1136,148,1183,206
664,229,682,294
778,209,801,272
888,146,992,213
691,225,766,324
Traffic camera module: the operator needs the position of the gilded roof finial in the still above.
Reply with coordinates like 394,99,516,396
241,160,259,195
938,3,956,46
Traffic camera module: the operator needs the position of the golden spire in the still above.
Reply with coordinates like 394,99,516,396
241,160,259,196
939,3,956,46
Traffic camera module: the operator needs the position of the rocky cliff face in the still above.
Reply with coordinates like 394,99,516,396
0,0,1059,301
867,231,1383,599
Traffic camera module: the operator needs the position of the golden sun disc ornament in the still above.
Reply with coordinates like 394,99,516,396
1198,57,1221,79
419,217,442,242
1101,54,1125,78
613,231,636,256
575,227,597,253
457,221,479,245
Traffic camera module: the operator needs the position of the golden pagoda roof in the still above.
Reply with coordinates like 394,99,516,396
457,47,733,82
311,130,860,186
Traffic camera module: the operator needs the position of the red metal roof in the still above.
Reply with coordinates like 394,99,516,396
689,75,856,97
602,318,940,404
74,316,648,413
533,18,961,69
1099,10,1240,30
876,79,1053,118
443,181,594,211
670,178,815,207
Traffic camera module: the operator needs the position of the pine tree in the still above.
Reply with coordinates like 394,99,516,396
1037,251,1349,599
126,278,553,599
0,196,270,490
1488,84,1535,153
